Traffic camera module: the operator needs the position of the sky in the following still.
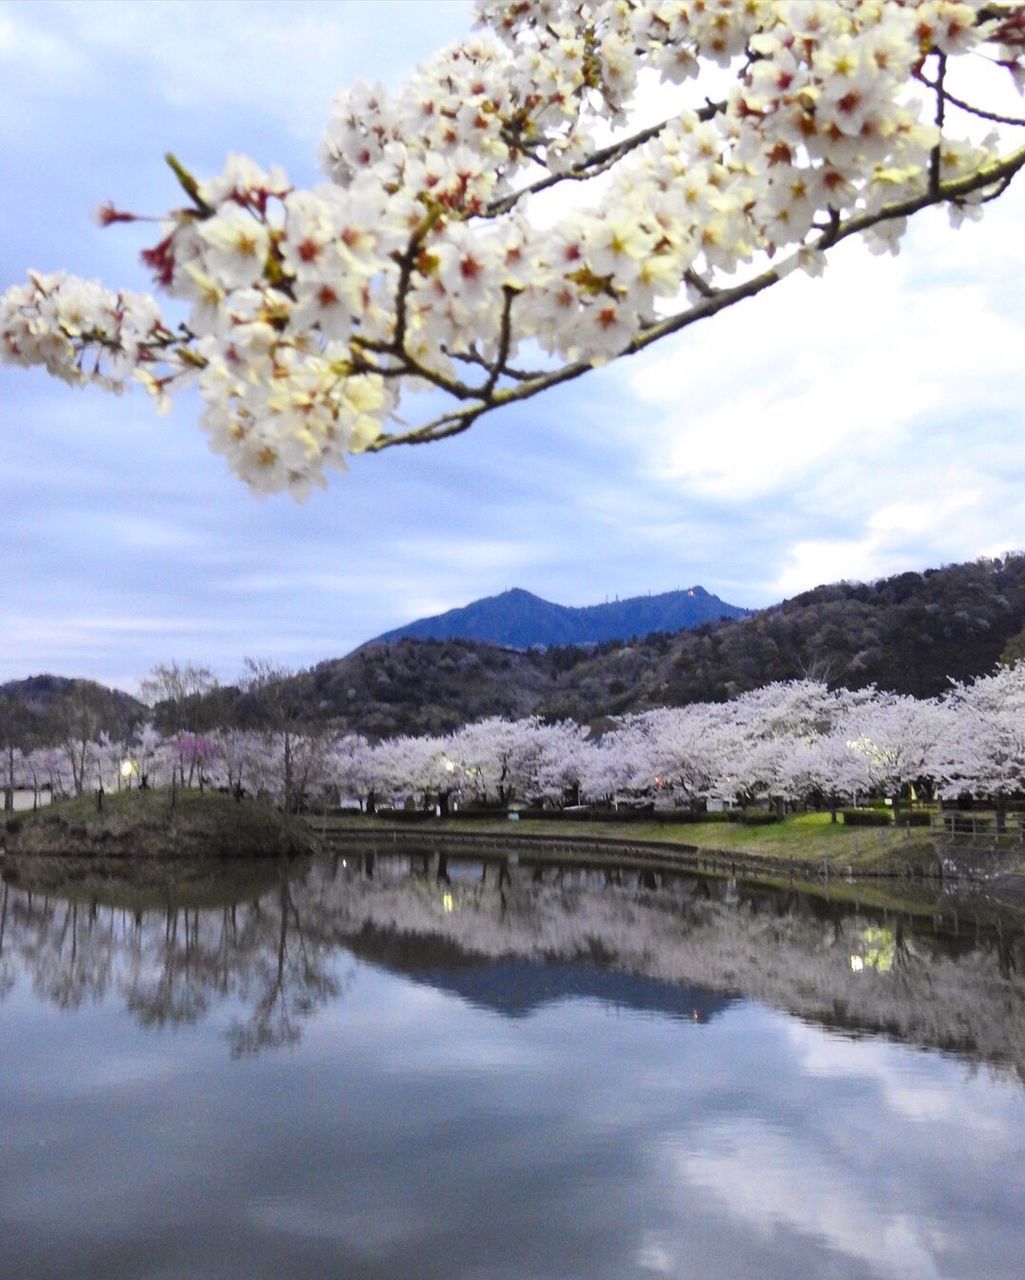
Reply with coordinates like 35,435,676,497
2,0,1025,692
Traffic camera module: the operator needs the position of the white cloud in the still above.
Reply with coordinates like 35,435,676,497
627,228,1025,508
675,1119,947,1280
0,1,474,143
782,1021,1017,1137
767,489,988,598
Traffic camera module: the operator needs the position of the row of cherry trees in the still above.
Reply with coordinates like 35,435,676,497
7,666,1024,819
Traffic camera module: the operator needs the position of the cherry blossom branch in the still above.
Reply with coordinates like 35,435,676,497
6,1,1025,498
929,54,948,196
368,140,1025,453
448,347,541,381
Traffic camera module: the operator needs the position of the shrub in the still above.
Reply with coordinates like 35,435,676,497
842,808,893,827
376,809,435,823
734,810,780,826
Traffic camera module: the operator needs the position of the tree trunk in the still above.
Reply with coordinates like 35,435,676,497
284,732,294,813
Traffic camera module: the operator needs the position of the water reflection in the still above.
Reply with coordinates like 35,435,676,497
2,850,1023,1073
1,849,1024,1280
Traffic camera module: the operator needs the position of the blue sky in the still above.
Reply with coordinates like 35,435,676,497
3,0,1025,691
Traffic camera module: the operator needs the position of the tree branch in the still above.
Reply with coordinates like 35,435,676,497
367,141,1025,452
480,285,518,399
929,54,947,197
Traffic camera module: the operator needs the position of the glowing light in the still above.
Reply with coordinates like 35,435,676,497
850,927,896,974
442,892,454,913
119,759,137,781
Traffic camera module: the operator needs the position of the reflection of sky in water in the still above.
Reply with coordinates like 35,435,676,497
1,869,1024,1279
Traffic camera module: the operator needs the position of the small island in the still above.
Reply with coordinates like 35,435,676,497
3,787,315,863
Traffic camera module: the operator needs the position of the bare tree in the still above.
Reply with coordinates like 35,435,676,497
140,661,218,786
239,659,328,814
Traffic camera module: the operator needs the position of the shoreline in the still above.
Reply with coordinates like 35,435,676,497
316,818,1025,913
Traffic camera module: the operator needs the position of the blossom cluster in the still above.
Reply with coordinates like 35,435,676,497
2,0,1024,497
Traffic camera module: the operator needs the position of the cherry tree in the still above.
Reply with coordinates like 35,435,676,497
835,690,949,814
937,663,1025,829
448,717,529,805
29,745,76,802
214,727,258,796
133,722,165,789
360,734,450,809
529,719,593,805
724,680,858,812
3,1,1024,498
448,715,589,806
324,733,378,810
607,703,742,806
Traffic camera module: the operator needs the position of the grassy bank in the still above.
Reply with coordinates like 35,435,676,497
330,811,941,876
4,787,314,860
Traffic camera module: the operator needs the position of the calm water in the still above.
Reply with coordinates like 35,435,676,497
1,848,1024,1280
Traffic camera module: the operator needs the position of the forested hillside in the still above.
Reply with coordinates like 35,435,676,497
0,675,144,745
4,556,1024,745
302,555,1025,734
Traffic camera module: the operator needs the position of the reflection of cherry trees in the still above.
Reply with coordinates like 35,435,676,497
9,896,116,1010
226,876,343,1056
0,863,347,1054
2,854,1023,1077
0,881,14,1001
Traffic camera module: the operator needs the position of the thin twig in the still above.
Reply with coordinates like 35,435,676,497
485,100,725,218
683,268,717,299
917,75,1025,128
480,285,518,399
449,348,540,380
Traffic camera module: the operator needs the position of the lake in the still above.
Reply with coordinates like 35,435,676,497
1,847,1023,1279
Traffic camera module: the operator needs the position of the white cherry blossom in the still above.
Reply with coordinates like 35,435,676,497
2,0,1024,498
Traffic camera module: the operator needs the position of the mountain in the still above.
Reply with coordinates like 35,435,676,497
302,553,1025,734
6,555,1025,744
372,585,751,649
346,927,734,1022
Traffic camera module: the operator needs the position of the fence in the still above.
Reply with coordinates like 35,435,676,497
930,813,1025,841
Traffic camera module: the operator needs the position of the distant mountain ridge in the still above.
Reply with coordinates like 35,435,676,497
6,556,1025,744
372,585,751,649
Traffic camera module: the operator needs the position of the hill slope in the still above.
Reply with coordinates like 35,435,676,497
5,556,1025,744
372,585,751,649
0,675,145,743
307,554,1025,734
